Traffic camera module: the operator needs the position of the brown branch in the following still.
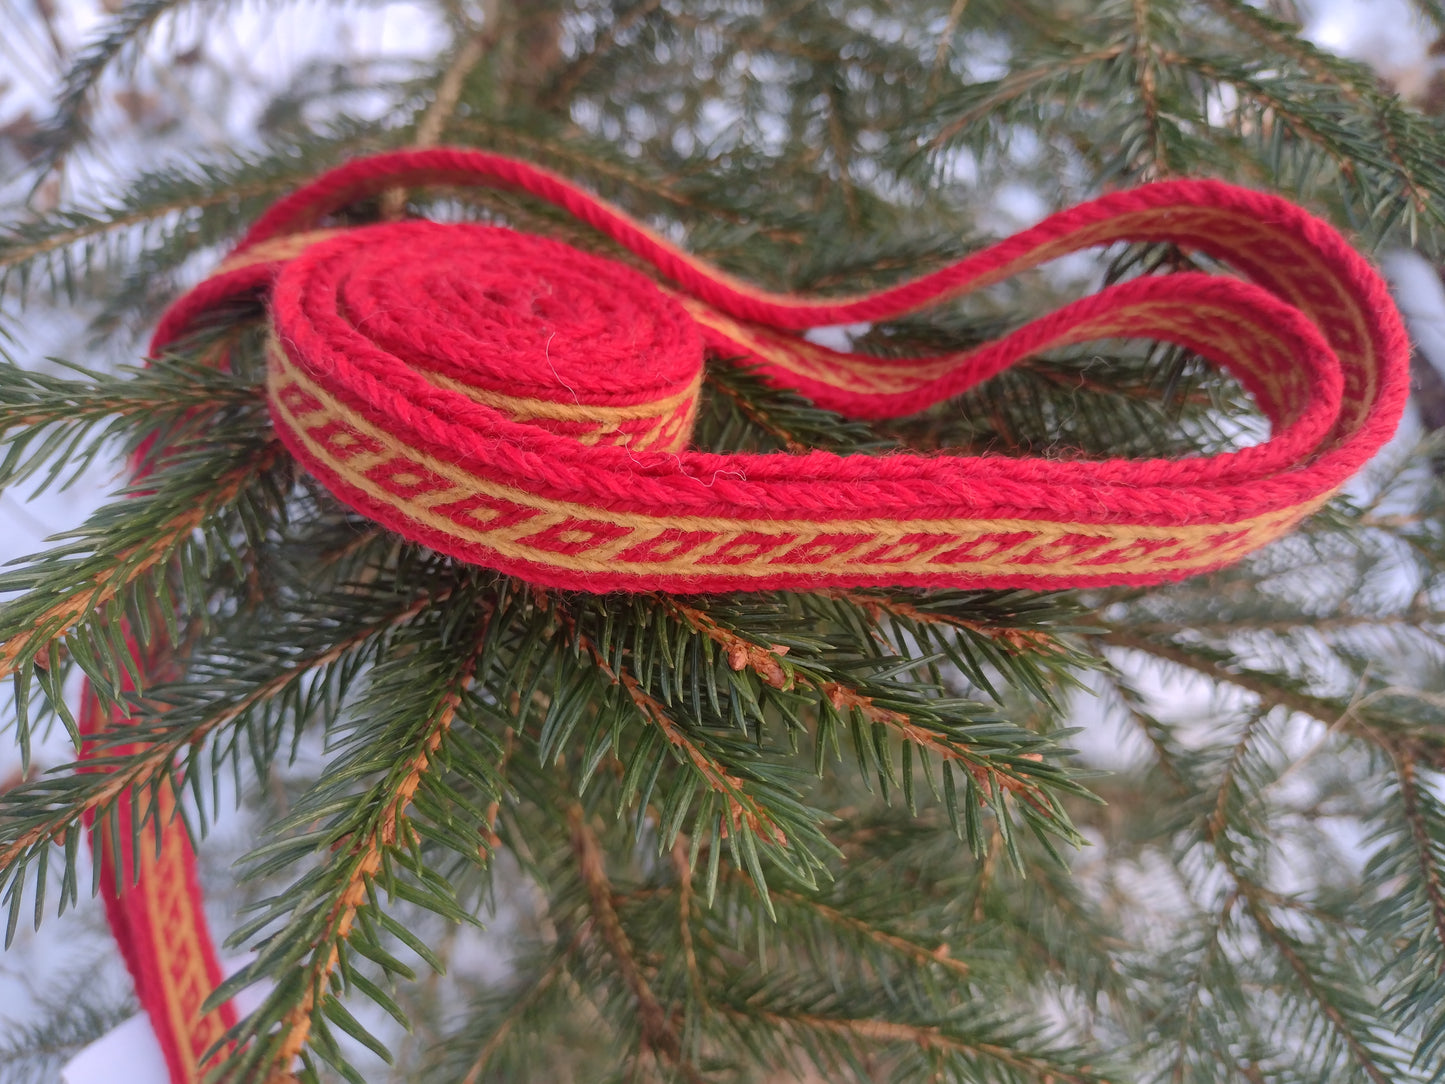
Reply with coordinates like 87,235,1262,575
728,1005,1113,1083
447,117,808,242
273,641,481,1068
541,0,664,109
773,885,970,978
0,179,301,274
671,838,707,1003
1103,629,1445,768
1167,889,1239,1084
557,604,787,846
1189,694,1395,1084
569,806,705,1084
703,372,811,455
1394,754,1445,965
823,83,859,225
415,34,488,149
1197,0,1430,215
459,944,574,1084
666,598,1054,811
1205,709,1265,846
1,389,231,434
1126,613,1445,637
621,861,970,980
1100,670,1190,795
817,589,1062,655
380,26,494,218
1237,889,1392,1084
480,724,515,853
1131,0,1166,177
665,4,894,74
1107,619,1396,1081
1155,45,1429,215
927,0,972,101
1097,630,1369,743
621,657,785,846
928,47,1127,149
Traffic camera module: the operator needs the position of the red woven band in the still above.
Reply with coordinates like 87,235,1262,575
150,149,1409,593
89,152,1409,1077
79,642,236,1083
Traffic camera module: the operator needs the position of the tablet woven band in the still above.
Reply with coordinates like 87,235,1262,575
89,151,1410,1079
150,149,1408,593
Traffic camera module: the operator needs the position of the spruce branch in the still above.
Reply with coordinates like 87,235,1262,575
540,0,666,110
445,117,812,242
1159,888,1241,1084
925,46,1129,152
549,593,833,902
572,611,791,851
568,805,705,1084
752,879,972,980
719,996,1116,1084
1395,754,1445,959
1370,753,1445,1078
0,587,442,936
379,24,494,219
697,364,891,455
1190,699,1409,1083
0,139,400,311
0,352,256,492
0,436,281,693
1128,0,1167,178
0,982,135,1084
1096,629,1445,765
454,947,573,1084
927,0,973,99
663,594,1090,854
212,603,497,1083
1236,883,1400,1084
29,0,191,182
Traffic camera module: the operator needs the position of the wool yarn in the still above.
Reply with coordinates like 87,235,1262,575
147,148,1409,593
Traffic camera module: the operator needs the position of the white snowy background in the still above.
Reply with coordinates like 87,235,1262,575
0,0,1442,1077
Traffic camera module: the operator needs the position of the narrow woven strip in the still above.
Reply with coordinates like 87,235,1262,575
87,151,1409,1078
147,148,1409,593
79,645,235,1082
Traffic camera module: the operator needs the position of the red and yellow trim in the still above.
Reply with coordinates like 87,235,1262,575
80,666,236,1083
84,149,1410,1082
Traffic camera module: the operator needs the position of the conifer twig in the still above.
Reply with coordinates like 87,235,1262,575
265,634,483,1072
728,1006,1114,1083
380,27,494,219
0,442,281,685
1097,629,1445,764
569,806,705,1084
665,598,1057,814
1393,754,1445,959
458,948,573,1084
574,624,786,845
0,590,442,873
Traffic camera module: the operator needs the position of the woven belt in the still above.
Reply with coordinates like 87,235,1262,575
146,148,1409,594
85,152,1409,1078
